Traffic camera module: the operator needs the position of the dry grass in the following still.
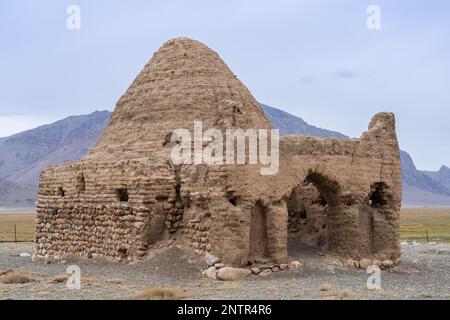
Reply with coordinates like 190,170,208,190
319,282,332,292
105,278,122,284
400,208,450,243
338,289,353,299
134,288,192,300
0,212,35,242
0,269,13,276
82,276,98,286
50,273,70,283
1,271,34,284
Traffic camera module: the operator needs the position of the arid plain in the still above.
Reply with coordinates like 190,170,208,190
0,208,449,300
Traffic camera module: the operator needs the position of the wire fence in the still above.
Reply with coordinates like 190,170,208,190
399,229,444,243
0,224,34,243
0,225,440,244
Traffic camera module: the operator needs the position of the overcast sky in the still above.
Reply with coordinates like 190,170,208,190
0,0,449,170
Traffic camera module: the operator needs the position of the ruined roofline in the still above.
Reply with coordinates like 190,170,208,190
281,112,397,142
38,111,397,177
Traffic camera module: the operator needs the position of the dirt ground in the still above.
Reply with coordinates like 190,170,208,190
0,240,449,300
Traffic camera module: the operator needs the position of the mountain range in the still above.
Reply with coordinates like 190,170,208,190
1,105,449,209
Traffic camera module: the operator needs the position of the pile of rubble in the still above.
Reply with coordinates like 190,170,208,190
202,254,302,281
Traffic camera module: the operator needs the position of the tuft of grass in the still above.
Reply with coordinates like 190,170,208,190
421,292,433,299
338,289,353,299
134,288,192,300
105,278,122,284
0,269,13,276
82,276,98,286
319,282,332,292
1,271,34,284
50,273,70,283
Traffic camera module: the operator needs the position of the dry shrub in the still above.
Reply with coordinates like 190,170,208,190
50,273,70,283
134,288,192,300
1,271,34,284
82,276,98,286
0,269,13,276
339,289,353,299
319,282,332,292
105,278,122,284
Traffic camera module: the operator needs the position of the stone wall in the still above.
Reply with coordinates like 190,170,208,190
36,158,176,261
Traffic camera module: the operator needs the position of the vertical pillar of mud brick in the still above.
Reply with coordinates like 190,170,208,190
265,201,289,264
372,207,400,261
327,204,360,257
208,199,250,266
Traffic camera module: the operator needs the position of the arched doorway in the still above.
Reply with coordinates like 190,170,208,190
287,182,328,251
287,171,341,257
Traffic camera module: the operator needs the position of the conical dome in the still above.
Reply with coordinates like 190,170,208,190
89,37,272,159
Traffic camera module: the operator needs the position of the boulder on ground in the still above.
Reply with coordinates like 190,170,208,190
203,266,218,280
289,261,303,269
382,260,394,269
250,267,261,275
259,269,272,277
217,267,251,281
359,258,372,269
204,254,221,267
344,259,356,268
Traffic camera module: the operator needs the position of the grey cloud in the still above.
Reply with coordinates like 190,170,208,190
299,76,318,85
336,69,357,79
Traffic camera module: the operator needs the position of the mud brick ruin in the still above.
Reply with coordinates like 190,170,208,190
36,38,402,267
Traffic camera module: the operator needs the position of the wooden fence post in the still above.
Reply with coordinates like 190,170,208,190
426,230,429,243
14,224,17,243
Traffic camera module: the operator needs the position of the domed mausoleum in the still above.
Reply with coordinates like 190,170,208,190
36,38,402,267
